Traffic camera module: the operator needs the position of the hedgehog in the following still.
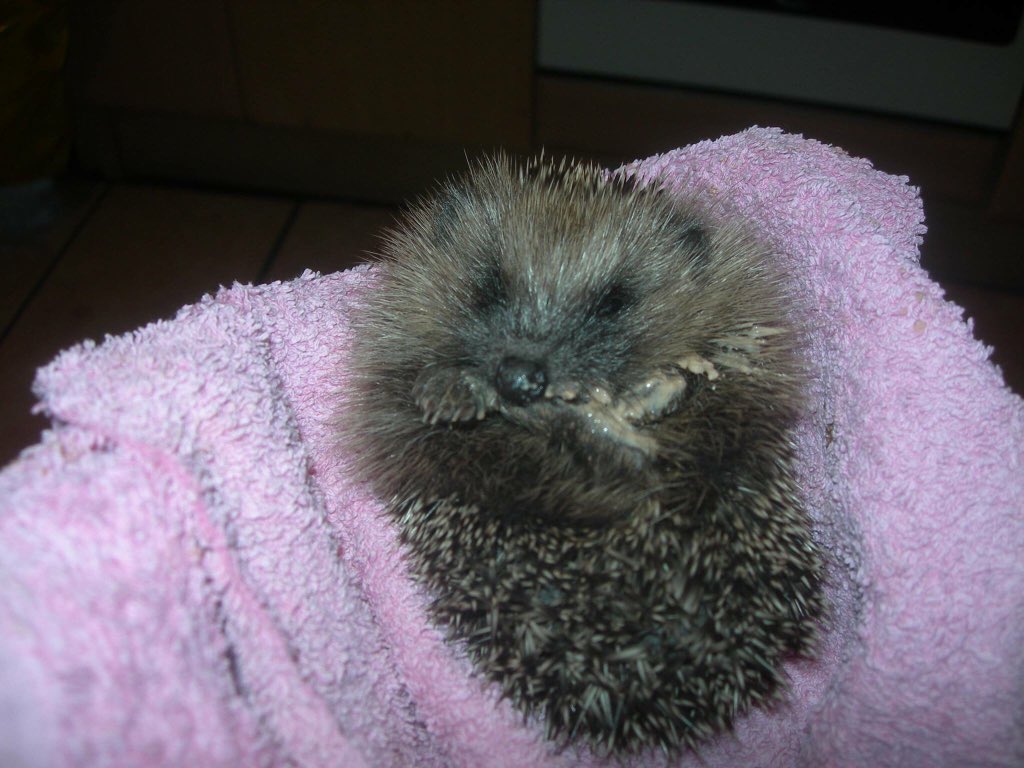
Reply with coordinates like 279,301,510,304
340,155,824,755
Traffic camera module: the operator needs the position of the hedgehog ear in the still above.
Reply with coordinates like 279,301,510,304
675,222,708,256
430,190,465,246
676,221,710,263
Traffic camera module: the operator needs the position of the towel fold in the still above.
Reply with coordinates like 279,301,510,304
1,127,1021,767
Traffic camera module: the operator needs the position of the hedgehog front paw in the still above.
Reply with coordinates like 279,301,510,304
413,367,497,425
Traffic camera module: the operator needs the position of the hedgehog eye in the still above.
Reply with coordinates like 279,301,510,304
473,265,508,311
593,282,630,318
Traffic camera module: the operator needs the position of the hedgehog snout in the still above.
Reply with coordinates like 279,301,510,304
495,356,548,405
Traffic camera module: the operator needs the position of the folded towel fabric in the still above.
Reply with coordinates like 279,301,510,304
1,127,1021,767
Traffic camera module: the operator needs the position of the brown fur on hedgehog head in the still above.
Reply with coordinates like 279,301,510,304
342,154,824,755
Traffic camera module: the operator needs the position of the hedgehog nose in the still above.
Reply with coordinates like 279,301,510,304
495,356,548,405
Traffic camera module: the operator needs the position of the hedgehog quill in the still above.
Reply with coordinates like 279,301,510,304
341,155,824,755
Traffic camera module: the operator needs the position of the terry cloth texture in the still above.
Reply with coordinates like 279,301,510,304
1,128,1021,767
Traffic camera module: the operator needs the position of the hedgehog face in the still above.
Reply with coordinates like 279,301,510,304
419,191,710,411
343,156,825,754
365,160,730,522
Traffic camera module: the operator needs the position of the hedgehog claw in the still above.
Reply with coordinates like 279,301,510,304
413,366,496,424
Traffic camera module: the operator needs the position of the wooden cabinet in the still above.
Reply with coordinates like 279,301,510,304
70,1,534,199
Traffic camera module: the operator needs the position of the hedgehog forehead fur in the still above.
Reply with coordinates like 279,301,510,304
341,154,825,755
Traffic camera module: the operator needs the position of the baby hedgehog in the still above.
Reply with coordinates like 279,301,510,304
342,155,824,755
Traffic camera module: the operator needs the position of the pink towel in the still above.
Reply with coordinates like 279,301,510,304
1,127,1021,767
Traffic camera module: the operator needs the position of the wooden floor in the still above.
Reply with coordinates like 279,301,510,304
0,180,397,465
1,178,1022,466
